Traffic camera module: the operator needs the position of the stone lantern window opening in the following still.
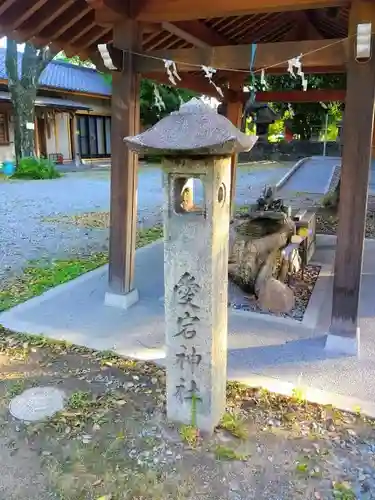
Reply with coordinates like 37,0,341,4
172,174,206,216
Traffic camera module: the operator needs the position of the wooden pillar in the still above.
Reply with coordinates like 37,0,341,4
326,0,375,355
225,99,243,218
105,19,141,309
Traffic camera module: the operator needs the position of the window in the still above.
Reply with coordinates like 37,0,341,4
0,113,9,144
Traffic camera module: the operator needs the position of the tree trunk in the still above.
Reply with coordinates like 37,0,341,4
19,89,36,157
5,39,57,164
11,86,36,159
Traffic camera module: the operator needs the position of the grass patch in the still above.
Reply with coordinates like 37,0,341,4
179,424,199,448
0,226,163,312
68,391,93,410
0,172,10,182
332,482,356,500
214,445,248,461
5,378,26,398
219,411,248,439
11,157,61,180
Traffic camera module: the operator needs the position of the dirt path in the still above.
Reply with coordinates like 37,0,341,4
0,327,374,500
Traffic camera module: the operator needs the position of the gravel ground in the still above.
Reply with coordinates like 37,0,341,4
229,265,321,321
0,175,110,281
0,163,291,281
316,199,375,238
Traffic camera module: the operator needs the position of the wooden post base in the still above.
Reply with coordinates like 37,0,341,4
104,288,139,310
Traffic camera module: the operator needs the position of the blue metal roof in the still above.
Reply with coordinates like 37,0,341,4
0,49,111,97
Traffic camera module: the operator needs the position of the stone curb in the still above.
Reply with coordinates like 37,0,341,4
275,156,311,191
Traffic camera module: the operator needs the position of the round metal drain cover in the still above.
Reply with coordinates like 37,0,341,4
9,386,66,422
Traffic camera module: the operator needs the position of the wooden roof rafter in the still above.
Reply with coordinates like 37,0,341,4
6,0,49,32
281,11,324,41
37,4,93,43
0,0,18,17
218,15,260,37
0,0,352,78
67,18,97,46
162,20,229,48
133,0,350,22
235,16,279,40
247,13,294,42
19,0,77,39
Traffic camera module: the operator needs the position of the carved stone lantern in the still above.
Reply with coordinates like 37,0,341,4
124,98,257,433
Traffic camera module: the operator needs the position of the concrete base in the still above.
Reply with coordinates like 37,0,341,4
104,288,139,310
325,330,360,356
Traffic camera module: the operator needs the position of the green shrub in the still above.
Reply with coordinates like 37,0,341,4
12,157,61,180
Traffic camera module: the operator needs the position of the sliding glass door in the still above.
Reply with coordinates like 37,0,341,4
77,115,111,159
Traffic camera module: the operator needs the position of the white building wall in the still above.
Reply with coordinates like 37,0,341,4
44,113,71,161
55,113,71,160
45,118,55,157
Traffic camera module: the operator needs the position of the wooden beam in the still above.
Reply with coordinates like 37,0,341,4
108,18,141,298
327,0,375,355
143,23,162,33
87,0,126,25
135,39,348,73
162,20,228,48
135,0,348,22
252,89,346,102
87,0,147,24
144,74,347,103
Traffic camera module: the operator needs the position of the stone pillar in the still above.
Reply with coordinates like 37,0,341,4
124,97,258,433
163,156,231,433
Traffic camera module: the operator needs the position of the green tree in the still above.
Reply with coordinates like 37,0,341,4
54,52,94,68
249,73,346,140
140,79,195,127
5,40,57,162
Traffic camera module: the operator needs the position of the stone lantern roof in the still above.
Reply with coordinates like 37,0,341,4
124,98,258,156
